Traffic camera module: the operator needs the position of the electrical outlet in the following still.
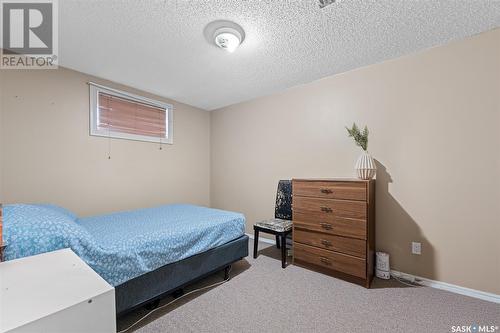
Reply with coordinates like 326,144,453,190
412,242,421,255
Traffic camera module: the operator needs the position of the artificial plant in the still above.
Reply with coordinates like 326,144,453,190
346,123,369,151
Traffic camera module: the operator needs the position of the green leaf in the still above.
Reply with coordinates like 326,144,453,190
346,122,369,151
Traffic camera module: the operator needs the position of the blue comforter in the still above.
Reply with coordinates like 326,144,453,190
3,204,245,286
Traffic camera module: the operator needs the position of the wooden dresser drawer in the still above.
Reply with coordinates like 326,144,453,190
293,180,366,201
294,243,366,279
293,196,367,220
294,229,366,258
293,214,367,239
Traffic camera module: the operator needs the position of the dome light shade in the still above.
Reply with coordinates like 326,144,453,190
214,27,242,53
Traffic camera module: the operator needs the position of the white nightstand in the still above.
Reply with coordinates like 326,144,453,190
0,249,116,333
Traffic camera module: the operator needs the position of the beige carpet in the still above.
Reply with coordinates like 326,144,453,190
118,240,499,333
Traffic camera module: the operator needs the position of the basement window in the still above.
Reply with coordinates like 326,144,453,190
89,83,173,144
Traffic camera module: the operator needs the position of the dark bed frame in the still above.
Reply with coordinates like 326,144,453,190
115,235,249,316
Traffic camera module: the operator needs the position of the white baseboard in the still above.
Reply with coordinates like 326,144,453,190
391,270,500,304
245,232,276,245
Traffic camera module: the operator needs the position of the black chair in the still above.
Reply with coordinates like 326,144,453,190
253,180,292,268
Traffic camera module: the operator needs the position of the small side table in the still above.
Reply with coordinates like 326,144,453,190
1,249,116,332
253,219,292,268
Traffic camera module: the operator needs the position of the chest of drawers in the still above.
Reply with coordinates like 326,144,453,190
292,179,375,288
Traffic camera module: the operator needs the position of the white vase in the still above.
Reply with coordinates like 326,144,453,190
355,151,376,180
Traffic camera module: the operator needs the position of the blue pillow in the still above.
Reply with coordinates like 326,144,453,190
3,204,94,261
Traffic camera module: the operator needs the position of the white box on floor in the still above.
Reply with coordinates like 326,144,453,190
0,249,115,333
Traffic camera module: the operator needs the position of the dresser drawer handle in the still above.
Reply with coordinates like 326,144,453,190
320,223,332,230
320,206,333,213
319,257,331,265
321,239,332,247
320,188,333,194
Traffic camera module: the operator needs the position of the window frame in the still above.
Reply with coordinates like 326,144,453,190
89,82,173,144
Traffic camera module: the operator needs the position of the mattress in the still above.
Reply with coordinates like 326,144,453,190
3,204,245,286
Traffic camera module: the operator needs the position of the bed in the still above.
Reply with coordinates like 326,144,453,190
3,204,249,315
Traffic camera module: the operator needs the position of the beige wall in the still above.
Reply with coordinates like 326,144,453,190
1,67,210,216
211,29,500,294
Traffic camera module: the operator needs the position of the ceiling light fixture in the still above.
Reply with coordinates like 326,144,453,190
214,27,241,53
204,20,245,53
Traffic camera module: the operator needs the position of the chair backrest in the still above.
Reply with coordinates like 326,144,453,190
275,180,292,220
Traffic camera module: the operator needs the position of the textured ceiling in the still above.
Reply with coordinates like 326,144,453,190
60,1,500,110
